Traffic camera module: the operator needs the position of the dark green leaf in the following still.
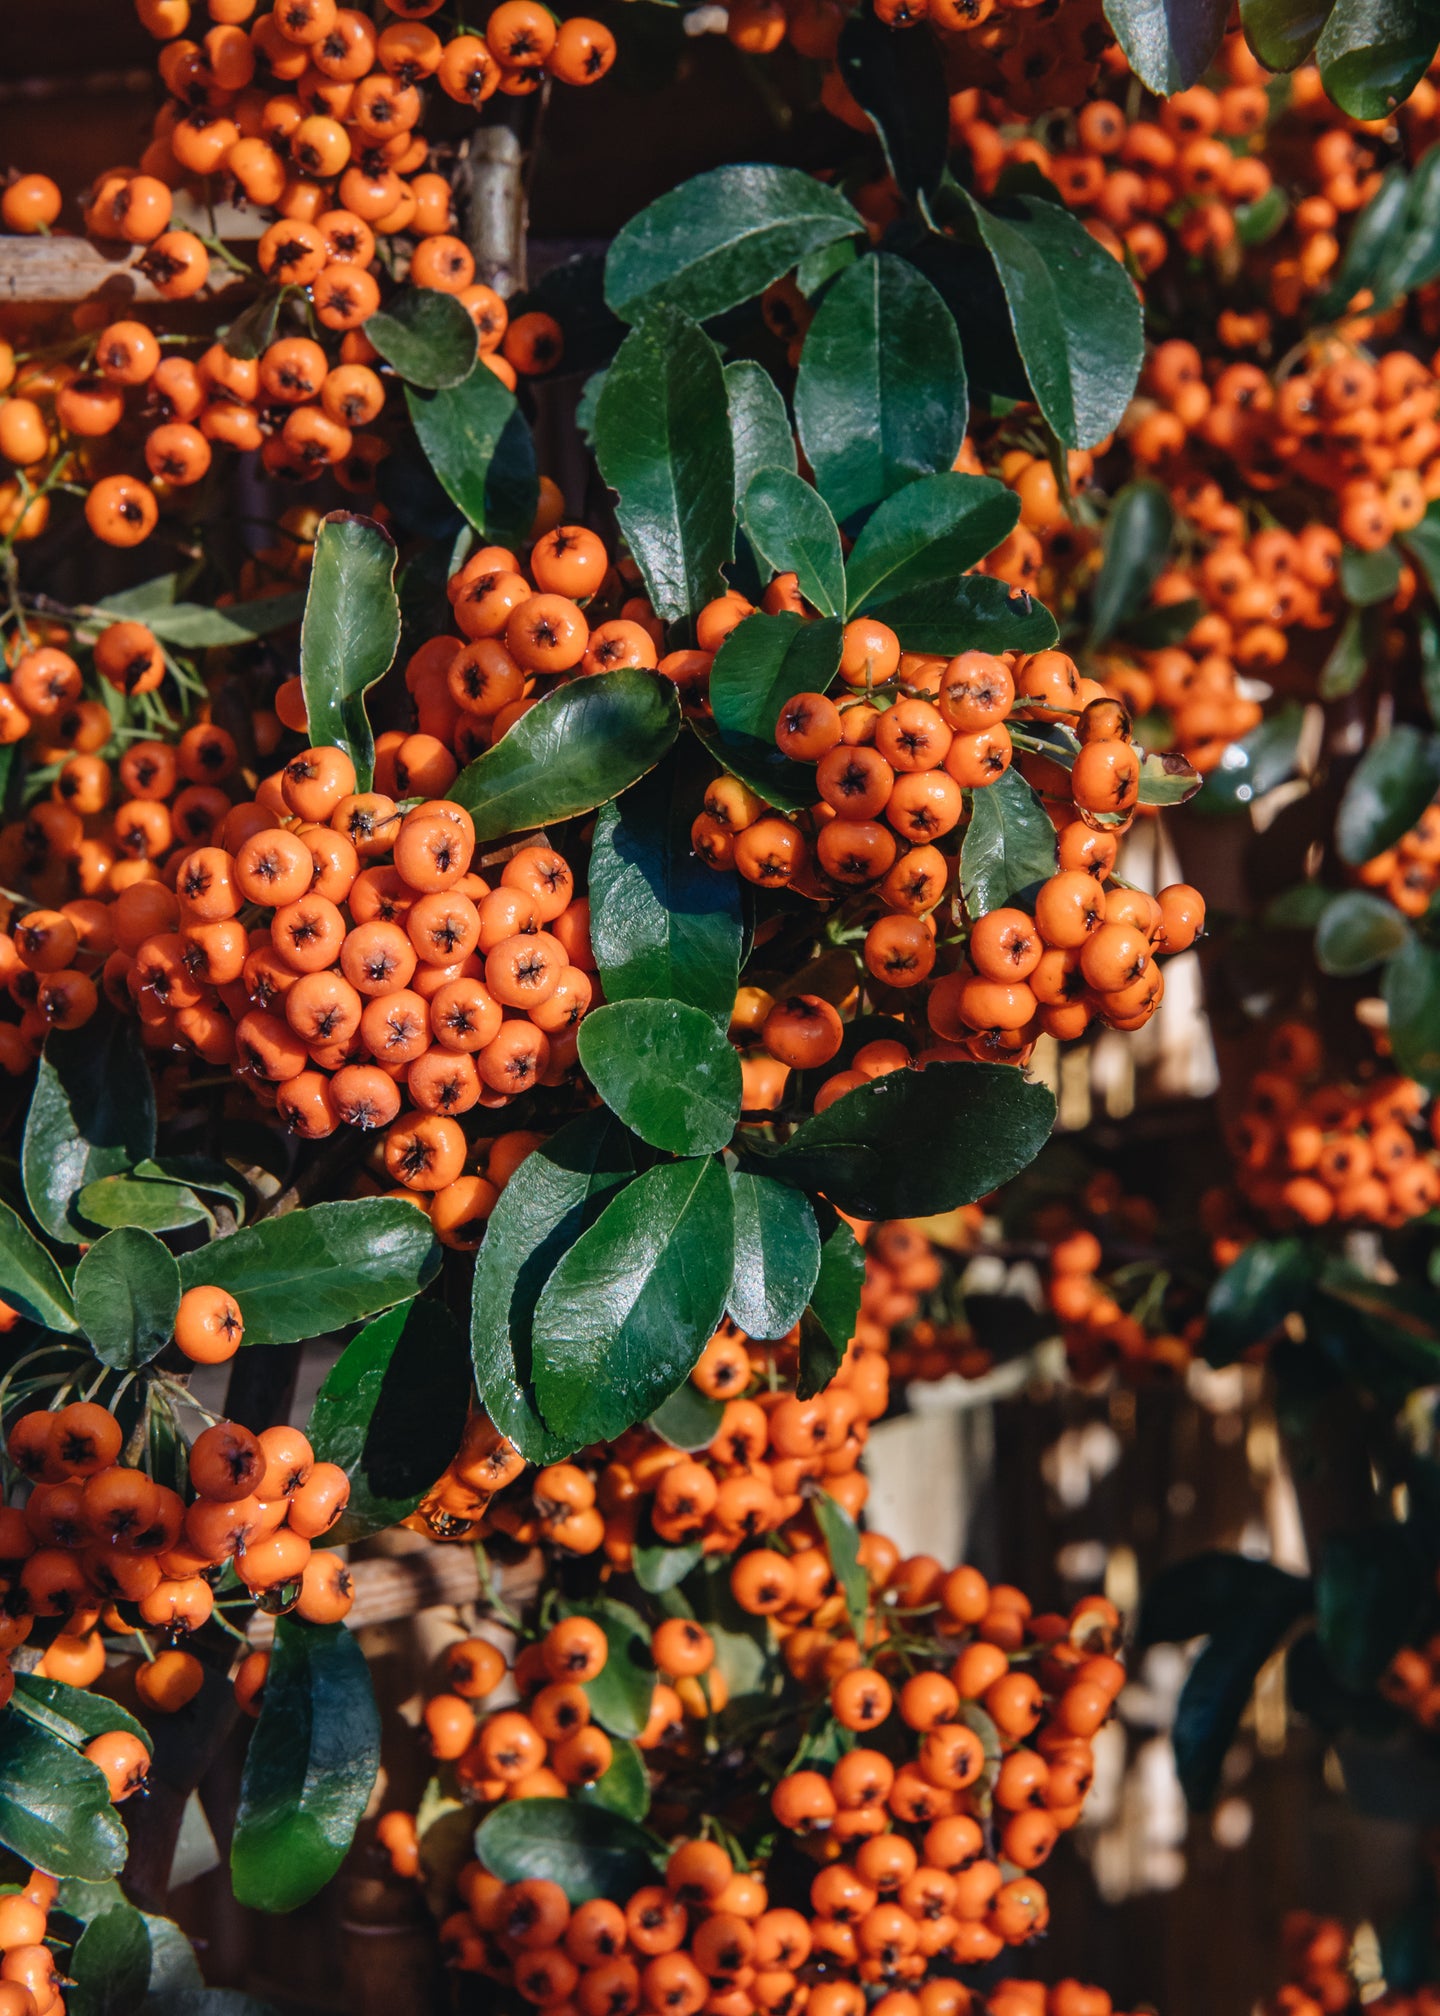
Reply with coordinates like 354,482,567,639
959,767,1058,916
1405,499,1440,604
92,593,305,650
475,1800,660,1903
176,1198,440,1346
23,1015,155,1244
962,186,1144,449
845,473,1020,615
1173,1603,1308,1808
73,1228,180,1370
0,1199,77,1332
1236,184,1290,245
0,1716,127,1880
563,1598,656,1738
576,1738,650,1822
1205,1237,1313,1364
13,1676,150,1752
364,287,477,389
1121,597,1204,649
649,1382,726,1451
634,1540,705,1593
405,365,538,546
77,1177,209,1235
742,470,845,619
1138,1552,1311,1649
1316,163,1411,317
707,611,843,812
231,1616,380,1914
299,513,399,792
1089,481,1174,645
1335,725,1440,863
1384,936,1440,1090
307,1297,472,1541
471,1111,635,1465
220,284,282,360
1318,605,1376,700
795,254,966,524
726,362,795,511
532,1157,735,1446
860,571,1058,656
1241,0,1336,68
796,239,860,297
812,1492,868,1641
1340,542,1402,605
451,667,681,844
1263,882,1335,930
578,999,742,1157
1103,0,1230,90
1317,1528,1430,1691
1191,703,1306,814
1316,0,1440,118
70,1904,151,2016
799,1206,866,1399
594,308,735,625
605,166,862,324
756,1061,1055,1218
727,1171,821,1340
1314,890,1412,975
838,12,948,201
589,757,743,1024
1379,146,1440,303
133,1155,248,1217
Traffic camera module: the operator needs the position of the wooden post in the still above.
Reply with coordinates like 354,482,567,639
461,120,527,298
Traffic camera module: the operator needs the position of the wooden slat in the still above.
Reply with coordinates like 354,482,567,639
0,235,164,303
246,1538,542,1645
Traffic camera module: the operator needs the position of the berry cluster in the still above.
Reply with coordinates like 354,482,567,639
1355,795,1440,919
0,1865,69,2016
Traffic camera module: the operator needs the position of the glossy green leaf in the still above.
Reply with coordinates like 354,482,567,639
578,1001,742,1157
1316,0,1440,117
472,1111,635,1464
799,1206,866,1399
727,1171,821,1340
1340,541,1402,605
1205,1237,1313,1364
1314,890,1412,975
838,11,948,200
594,308,735,626
707,611,843,812
299,513,399,792
576,1739,650,1823
1192,703,1306,813
1139,1551,1312,1648
451,668,681,843
69,1904,151,2016
1315,163,1411,317
307,1297,472,1541
1318,606,1375,700
176,1198,440,1346
742,470,845,619
725,360,795,509
1375,145,1440,304
959,768,1058,916
0,1716,127,1880
634,1540,705,1592
1384,937,1440,1090
1241,0,1336,67
1170,1576,1313,1807
1122,597,1205,649
77,1176,208,1234
1236,184,1291,245
475,1800,660,1903
532,1157,735,1446
0,1199,77,1332
795,254,966,524
1317,1528,1429,1691
757,1062,1055,1218
108,593,304,650
812,1492,868,1641
1089,481,1174,645
845,473,1019,615
605,165,863,324
73,1228,180,1370
231,1617,380,1914
133,1155,247,1218
13,1676,150,1753
1405,502,1440,609
1335,725,1440,863
563,1598,655,1739
796,239,859,297
364,287,477,389
963,185,1144,449
405,364,538,547
23,1015,155,1244
1103,0,1230,90
649,1382,725,1451
589,753,743,1022
859,571,1058,656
